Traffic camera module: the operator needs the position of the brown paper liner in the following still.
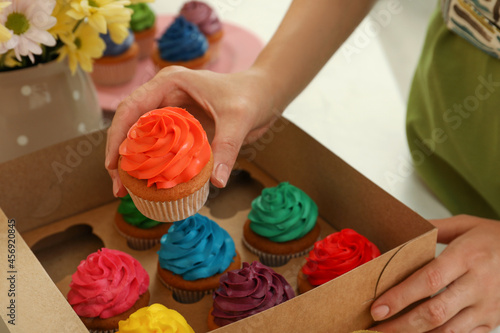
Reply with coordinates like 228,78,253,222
242,237,314,267
114,227,162,250
125,181,209,222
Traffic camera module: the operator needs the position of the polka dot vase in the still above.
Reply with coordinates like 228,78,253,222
0,60,103,163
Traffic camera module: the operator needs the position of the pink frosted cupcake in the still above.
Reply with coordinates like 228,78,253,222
67,248,150,333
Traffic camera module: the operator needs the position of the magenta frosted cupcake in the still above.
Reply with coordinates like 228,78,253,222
207,261,295,330
67,248,150,333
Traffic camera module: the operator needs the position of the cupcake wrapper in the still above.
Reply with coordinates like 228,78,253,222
91,56,138,86
242,237,315,267
114,226,160,251
88,329,117,333
135,35,155,59
125,181,209,222
157,273,215,304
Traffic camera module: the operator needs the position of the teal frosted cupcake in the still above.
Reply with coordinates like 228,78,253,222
242,182,321,266
151,16,211,70
156,213,241,303
114,194,172,250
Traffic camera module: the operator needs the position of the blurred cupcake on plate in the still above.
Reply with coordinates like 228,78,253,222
91,30,139,86
128,3,156,59
151,16,210,70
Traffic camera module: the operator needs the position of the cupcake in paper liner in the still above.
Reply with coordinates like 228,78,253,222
118,107,213,222
67,248,150,333
242,182,321,266
156,213,241,304
151,16,211,70
91,30,139,86
180,1,224,61
114,194,172,250
207,261,295,330
297,229,381,294
127,3,156,59
117,303,194,333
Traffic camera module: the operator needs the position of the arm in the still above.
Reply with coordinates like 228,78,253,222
105,0,377,195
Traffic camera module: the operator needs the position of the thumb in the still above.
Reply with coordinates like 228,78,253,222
210,117,250,188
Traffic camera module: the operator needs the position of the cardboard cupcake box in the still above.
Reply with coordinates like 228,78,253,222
0,120,437,332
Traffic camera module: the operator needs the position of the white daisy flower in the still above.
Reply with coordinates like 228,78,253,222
0,0,57,63
0,2,12,43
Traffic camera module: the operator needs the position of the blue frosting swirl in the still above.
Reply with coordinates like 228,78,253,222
157,213,236,281
157,16,208,61
101,30,134,57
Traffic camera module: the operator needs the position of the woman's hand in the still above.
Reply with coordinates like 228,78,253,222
105,65,281,197
370,215,500,332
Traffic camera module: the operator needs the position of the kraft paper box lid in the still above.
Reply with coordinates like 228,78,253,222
0,121,437,332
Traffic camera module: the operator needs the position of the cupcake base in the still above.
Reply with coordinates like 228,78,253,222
114,212,172,250
242,220,321,266
118,154,214,222
157,251,241,304
151,45,212,70
79,290,150,332
91,42,139,86
134,25,157,59
297,269,315,294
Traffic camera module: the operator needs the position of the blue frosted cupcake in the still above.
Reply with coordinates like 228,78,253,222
151,16,211,70
156,213,241,303
91,30,139,86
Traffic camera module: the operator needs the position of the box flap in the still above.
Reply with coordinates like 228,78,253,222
0,129,115,233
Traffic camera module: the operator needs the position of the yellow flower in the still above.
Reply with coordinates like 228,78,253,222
0,1,12,43
2,49,20,67
57,22,105,74
49,1,78,40
67,0,132,44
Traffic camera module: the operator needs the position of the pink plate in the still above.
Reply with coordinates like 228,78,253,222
96,15,264,111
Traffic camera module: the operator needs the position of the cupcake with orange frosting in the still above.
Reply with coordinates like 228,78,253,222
117,303,194,333
297,229,381,294
242,182,321,266
118,107,213,222
207,261,295,330
180,1,223,59
151,16,210,70
114,194,172,250
67,248,150,333
157,213,241,303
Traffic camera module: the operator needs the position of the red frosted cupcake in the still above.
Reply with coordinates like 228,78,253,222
118,107,213,222
67,248,150,333
297,229,381,294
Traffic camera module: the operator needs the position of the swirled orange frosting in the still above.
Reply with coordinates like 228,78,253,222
119,107,211,189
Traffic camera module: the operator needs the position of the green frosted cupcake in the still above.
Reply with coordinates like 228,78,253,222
127,3,156,59
114,194,172,250
242,182,321,266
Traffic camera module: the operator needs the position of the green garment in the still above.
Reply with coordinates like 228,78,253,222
406,6,500,219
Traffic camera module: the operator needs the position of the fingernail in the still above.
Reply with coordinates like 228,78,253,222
372,305,390,321
112,178,119,197
214,163,229,187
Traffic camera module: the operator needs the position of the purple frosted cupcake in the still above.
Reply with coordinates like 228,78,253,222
207,261,295,330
